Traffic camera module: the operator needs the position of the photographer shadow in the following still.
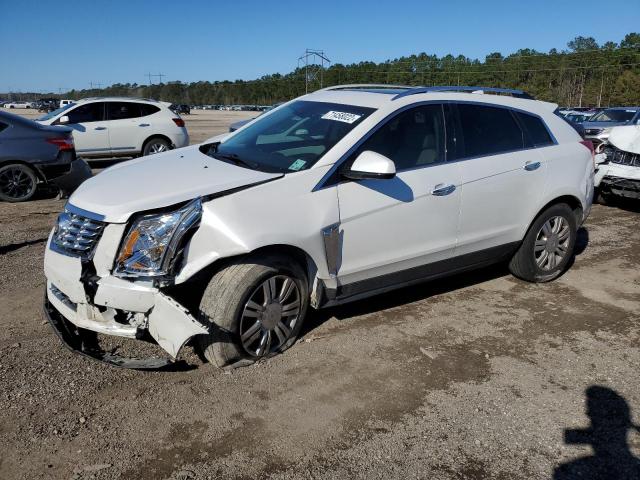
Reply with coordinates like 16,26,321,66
554,386,640,480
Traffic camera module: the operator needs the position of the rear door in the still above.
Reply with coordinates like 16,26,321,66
61,102,109,155
336,103,462,293
451,103,549,256
105,102,158,154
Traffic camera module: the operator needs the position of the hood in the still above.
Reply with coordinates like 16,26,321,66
608,125,640,155
68,145,282,223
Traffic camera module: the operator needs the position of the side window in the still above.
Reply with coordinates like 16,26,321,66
455,104,524,158
0,122,8,133
66,103,104,123
515,112,554,147
107,102,143,120
355,104,445,171
140,104,160,116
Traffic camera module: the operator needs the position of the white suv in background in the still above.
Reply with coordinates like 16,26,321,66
37,97,189,158
43,85,594,370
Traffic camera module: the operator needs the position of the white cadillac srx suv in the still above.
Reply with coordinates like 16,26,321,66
43,85,594,370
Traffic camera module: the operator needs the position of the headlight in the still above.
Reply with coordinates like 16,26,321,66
114,198,202,278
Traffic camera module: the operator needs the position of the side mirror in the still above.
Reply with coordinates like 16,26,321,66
58,115,70,124
342,151,396,180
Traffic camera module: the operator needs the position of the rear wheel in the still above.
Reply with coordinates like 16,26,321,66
509,203,577,282
198,255,308,369
142,138,170,156
0,164,38,202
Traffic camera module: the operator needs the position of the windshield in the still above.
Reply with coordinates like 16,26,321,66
589,109,637,123
38,103,75,121
203,100,375,173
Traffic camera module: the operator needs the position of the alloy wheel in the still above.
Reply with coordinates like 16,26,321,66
239,275,301,357
148,142,168,154
0,166,36,201
534,216,571,271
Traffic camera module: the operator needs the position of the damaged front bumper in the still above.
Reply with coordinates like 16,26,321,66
594,161,640,200
43,231,209,369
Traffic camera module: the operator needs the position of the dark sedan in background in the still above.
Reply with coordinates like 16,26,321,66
0,110,91,202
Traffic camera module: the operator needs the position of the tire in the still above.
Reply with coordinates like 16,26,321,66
142,137,171,156
508,203,577,283
197,254,308,369
0,164,38,202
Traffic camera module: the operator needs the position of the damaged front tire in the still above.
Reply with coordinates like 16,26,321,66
197,254,308,369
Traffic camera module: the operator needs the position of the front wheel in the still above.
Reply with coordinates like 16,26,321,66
509,203,577,283
0,164,38,202
198,255,308,369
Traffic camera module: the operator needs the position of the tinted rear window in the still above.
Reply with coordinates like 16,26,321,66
516,112,554,147
456,104,524,158
0,122,8,133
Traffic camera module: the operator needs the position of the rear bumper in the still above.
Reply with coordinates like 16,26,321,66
48,158,92,193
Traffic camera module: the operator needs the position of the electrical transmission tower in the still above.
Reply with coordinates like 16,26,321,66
298,49,330,93
146,73,166,85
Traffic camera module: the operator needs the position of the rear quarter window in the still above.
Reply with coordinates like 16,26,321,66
140,104,160,116
0,122,8,133
455,104,524,158
516,112,554,147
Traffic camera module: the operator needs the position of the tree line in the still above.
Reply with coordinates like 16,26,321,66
8,33,640,108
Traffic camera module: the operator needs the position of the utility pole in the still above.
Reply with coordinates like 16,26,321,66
297,49,330,93
156,73,165,84
146,73,153,86
89,81,102,90
597,68,605,108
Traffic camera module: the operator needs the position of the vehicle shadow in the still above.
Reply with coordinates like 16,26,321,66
303,227,590,336
554,386,640,480
303,261,510,335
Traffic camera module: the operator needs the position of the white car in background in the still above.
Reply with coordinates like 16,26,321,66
37,97,189,158
43,85,594,370
4,101,32,109
594,125,640,201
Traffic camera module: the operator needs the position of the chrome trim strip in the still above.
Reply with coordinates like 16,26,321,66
65,203,106,222
321,223,341,278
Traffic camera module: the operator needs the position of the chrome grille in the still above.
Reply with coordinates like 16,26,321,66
51,208,106,258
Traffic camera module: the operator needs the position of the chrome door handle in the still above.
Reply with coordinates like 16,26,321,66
94,126,107,131
524,161,541,171
431,183,456,196
138,123,150,127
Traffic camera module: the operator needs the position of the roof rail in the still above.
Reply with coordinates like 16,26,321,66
392,86,534,101
320,84,414,92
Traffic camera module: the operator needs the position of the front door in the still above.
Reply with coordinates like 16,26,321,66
336,104,461,296
62,102,110,156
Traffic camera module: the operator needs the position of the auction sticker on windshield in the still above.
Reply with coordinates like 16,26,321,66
321,111,362,124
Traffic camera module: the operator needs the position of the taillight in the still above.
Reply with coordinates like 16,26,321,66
172,118,185,127
47,137,74,151
579,140,595,169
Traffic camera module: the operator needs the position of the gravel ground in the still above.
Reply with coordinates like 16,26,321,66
1,109,639,479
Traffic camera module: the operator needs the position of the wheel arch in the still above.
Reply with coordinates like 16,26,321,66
0,160,44,181
523,194,584,240
171,243,322,312
141,134,173,153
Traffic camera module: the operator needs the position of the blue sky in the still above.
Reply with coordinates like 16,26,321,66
1,0,638,92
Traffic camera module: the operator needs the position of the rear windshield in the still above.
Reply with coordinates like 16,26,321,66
203,100,375,173
589,109,637,123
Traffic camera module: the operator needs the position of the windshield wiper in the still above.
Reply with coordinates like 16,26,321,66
212,152,259,170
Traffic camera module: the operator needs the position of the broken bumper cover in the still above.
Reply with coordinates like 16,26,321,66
49,158,92,194
44,296,174,370
44,243,209,369
599,175,640,199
